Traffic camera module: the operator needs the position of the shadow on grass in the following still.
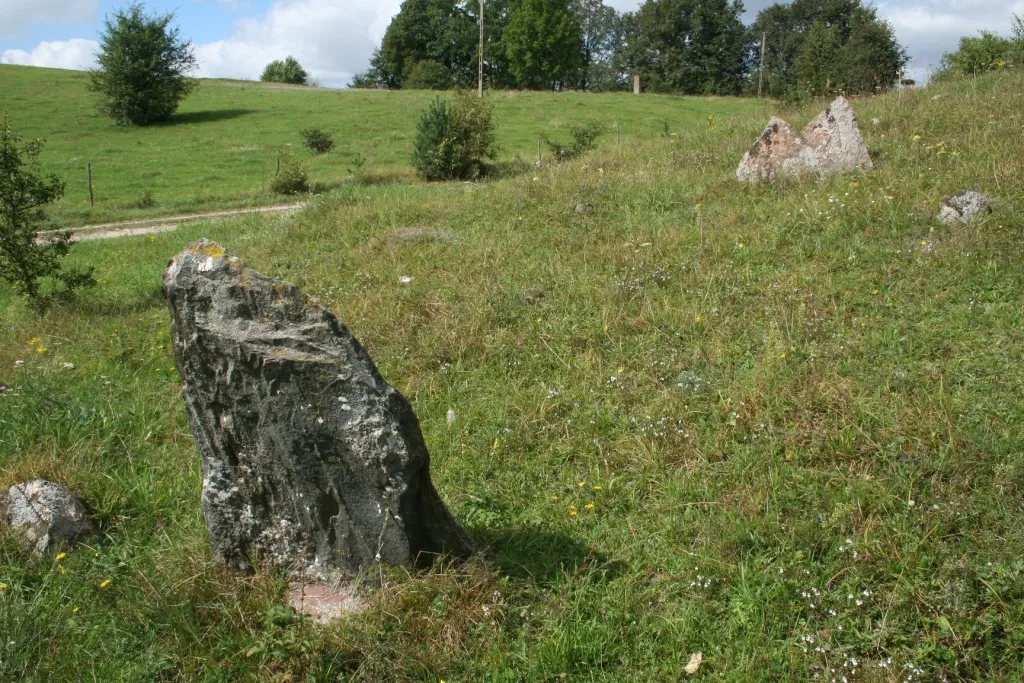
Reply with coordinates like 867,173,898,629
163,109,257,125
470,524,627,586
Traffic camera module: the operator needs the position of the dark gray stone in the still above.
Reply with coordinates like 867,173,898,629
2,480,94,556
163,240,473,579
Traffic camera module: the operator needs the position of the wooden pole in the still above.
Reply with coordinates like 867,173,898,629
758,32,766,99
87,163,94,208
536,137,542,167
478,0,484,98
633,75,641,95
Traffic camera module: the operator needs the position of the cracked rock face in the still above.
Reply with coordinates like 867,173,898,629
163,240,473,579
938,191,992,225
2,480,94,556
737,97,873,182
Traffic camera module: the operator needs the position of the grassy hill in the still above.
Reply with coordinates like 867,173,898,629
0,65,764,227
1,70,1023,680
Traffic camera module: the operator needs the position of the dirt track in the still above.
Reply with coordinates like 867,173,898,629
37,203,306,243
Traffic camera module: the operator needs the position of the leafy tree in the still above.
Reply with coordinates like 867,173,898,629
504,0,583,89
0,113,94,307
412,92,496,181
750,0,906,97
570,0,626,91
359,0,477,89
261,56,309,85
88,3,198,126
403,60,453,89
797,20,841,96
937,31,1014,79
622,0,748,95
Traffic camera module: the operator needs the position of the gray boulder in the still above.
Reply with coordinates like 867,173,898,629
737,97,872,182
938,191,992,225
1,480,94,556
163,240,473,580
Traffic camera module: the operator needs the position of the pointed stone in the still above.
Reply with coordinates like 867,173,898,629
163,240,473,580
798,97,873,174
736,97,872,182
736,117,801,183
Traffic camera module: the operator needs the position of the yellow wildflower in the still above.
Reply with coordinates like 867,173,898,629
578,482,586,487
27,337,41,345
73,607,80,613
585,504,595,510
593,486,602,491
569,511,578,517
99,579,111,589
36,347,48,354
0,583,7,591
56,552,67,561
913,134,921,141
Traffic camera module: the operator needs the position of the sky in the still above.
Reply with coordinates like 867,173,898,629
1,0,1021,87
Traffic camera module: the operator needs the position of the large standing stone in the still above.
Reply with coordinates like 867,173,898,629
938,190,992,225
737,97,873,182
163,240,473,579
1,480,94,556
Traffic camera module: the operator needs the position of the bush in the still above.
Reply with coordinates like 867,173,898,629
0,113,94,308
936,31,1015,80
270,154,309,195
136,187,157,208
541,119,605,160
88,4,198,126
403,61,452,90
261,57,309,85
300,128,334,155
412,92,497,181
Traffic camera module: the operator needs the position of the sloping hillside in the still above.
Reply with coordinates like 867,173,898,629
1,71,1023,681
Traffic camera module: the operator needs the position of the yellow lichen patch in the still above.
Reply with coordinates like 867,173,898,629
188,243,227,261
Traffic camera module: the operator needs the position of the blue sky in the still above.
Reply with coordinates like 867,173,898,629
2,0,1022,87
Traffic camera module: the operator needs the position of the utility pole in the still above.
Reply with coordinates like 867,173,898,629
758,32,766,98
478,0,484,97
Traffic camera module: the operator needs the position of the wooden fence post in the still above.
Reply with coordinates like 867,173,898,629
87,163,94,208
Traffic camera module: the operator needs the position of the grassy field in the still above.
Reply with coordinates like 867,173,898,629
0,65,764,227
2,70,1024,681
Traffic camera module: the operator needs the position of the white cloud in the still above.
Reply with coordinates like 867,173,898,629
194,0,402,86
0,0,98,39
1,38,99,71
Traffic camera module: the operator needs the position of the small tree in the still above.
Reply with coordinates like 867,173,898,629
261,56,310,85
798,20,841,96
403,60,453,90
412,92,496,181
0,113,94,307
938,31,1015,78
89,4,198,126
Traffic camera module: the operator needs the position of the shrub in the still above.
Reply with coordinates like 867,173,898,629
0,113,94,308
270,153,309,195
541,119,604,160
403,61,452,90
936,31,1015,80
300,128,334,155
136,187,157,208
261,57,309,85
88,4,198,126
412,92,497,181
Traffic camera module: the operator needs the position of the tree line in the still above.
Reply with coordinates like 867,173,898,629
352,0,908,97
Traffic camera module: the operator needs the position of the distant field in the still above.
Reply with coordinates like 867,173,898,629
0,65,766,226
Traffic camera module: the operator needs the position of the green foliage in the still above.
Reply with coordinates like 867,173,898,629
403,60,453,90
260,56,309,85
412,92,497,181
541,118,604,159
0,113,93,307
622,0,749,95
269,153,309,195
570,0,626,91
797,20,841,96
750,0,907,98
937,31,1016,80
135,187,157,209
87,3,198,126
505,0,583,90
299,127,334,155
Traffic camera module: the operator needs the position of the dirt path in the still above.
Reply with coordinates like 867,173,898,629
38,203,306,243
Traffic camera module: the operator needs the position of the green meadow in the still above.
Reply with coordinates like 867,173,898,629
0,64,764,227
1,68,1024,681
